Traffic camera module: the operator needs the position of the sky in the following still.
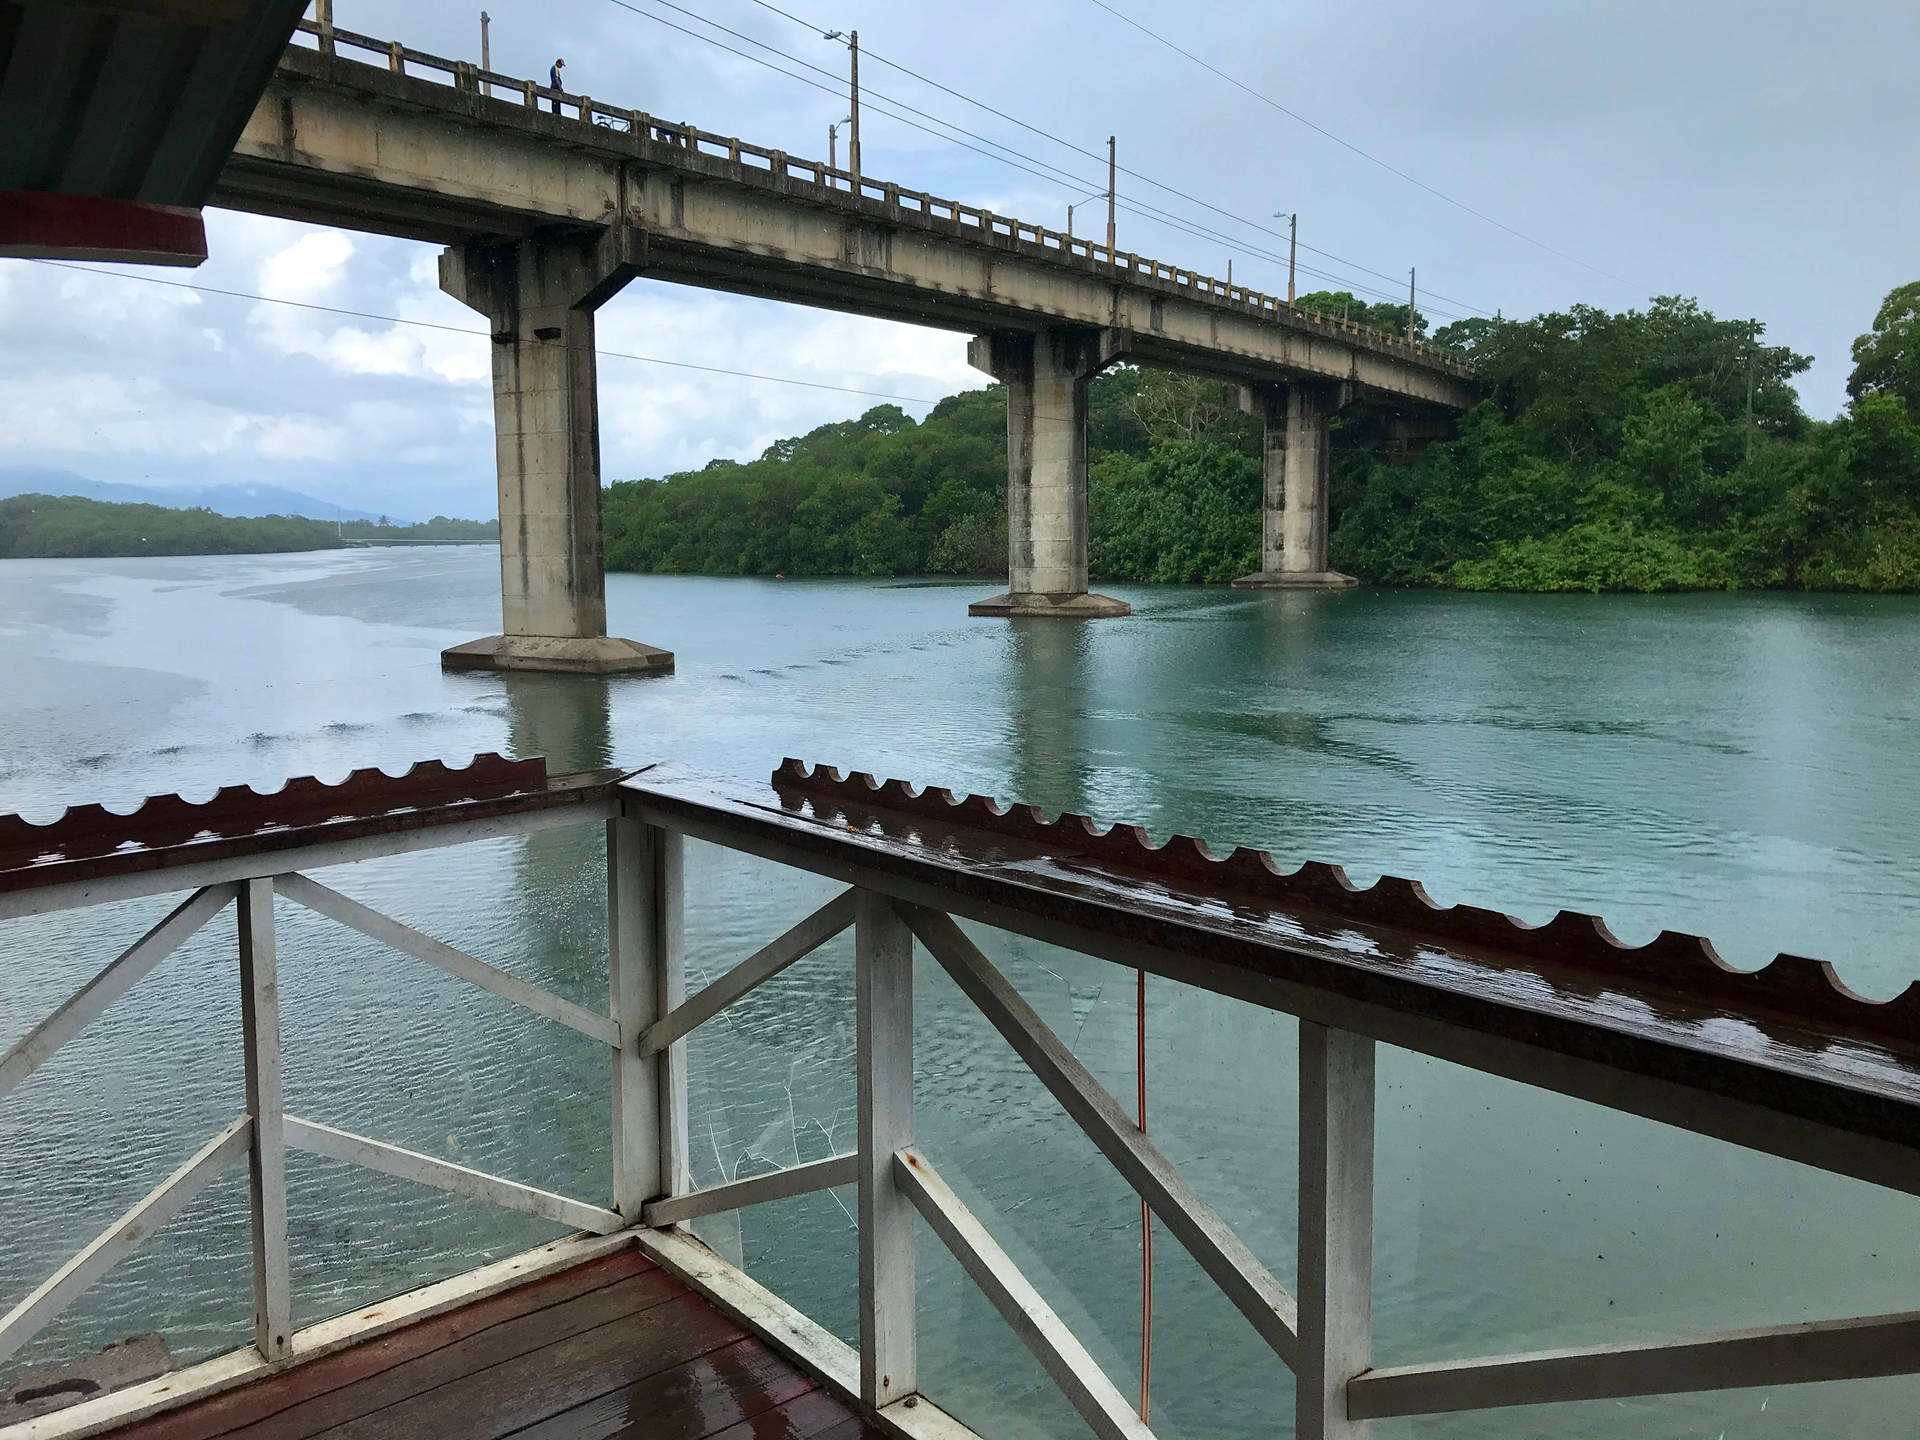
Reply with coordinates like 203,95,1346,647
1,0,1915,520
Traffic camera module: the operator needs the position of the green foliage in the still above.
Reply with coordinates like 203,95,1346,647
601,369,1257,580
601,283,1920,596
1090,440,1260,583
0,495,343,558
339,515,499,541
1848,280,1920,417
1332,285,1920,593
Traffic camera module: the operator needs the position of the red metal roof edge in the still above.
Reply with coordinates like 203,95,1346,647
0,754,549,871
772,758,1920,1053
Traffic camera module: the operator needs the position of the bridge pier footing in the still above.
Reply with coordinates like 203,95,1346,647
437,228,674,675
1233,381,1359,591
966,328,1130,619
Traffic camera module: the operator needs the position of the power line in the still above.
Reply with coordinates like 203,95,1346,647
25,260,949,406
1082,0,1623,283
738,0,1487,314
609,0,1478,319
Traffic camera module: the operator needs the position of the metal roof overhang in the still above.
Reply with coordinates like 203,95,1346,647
0,0,307,264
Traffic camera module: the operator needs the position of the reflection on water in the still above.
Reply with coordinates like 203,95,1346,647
2,552,1919,1439
503,671,616,773
1006,619,1096,815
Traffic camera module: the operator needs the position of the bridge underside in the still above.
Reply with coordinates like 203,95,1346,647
210,48,1475,664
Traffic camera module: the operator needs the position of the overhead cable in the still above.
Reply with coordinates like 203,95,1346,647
738,0,1487,313
610,0,1478,318
27,260,948,406
1082,0,1622,282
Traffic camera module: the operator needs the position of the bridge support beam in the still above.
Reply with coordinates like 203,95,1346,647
437,228,674,675
1233,381,1359,590
966,328,1130,619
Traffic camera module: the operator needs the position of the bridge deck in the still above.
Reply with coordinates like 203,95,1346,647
97,1250,879,1440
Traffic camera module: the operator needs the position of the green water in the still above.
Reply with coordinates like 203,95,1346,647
1,548,1916,1437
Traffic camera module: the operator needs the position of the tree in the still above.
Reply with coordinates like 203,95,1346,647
1847,281,1920,418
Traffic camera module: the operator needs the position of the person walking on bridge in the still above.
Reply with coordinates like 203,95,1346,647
548,56,564,113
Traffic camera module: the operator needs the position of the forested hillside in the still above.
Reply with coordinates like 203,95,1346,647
604,282,1920,592
0,497,497,558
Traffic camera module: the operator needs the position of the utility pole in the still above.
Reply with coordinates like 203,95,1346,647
479,11,490,98
1106,135,1117,254
848,30,861,189
1286,212,1297,303
1407,267,1417,341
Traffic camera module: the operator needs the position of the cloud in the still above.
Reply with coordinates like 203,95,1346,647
2,0,1913,519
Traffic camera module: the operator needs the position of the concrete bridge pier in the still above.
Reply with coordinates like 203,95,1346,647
437,228,674,675
1233,381,1359,590
966,328,1130,618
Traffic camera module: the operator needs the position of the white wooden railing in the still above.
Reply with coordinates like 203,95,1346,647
4,761,1919,1439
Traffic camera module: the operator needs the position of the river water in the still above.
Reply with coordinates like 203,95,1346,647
2,547,1916,1438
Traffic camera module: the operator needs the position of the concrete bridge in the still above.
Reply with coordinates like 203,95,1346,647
215,20,1478,672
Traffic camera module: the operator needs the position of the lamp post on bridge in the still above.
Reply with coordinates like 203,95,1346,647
828,116,851,181
1271,210,1298,304
479,11,489,98
1065,185,1105,241
823,29,861,190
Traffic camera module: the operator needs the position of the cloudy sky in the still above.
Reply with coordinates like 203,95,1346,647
2,0,1914,519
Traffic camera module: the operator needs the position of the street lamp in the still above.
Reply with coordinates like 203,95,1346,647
828,115,852,180
1271,210,1297,303
1065,186,1105,241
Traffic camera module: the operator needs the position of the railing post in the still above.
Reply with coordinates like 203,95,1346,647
856,890,916,1408
610,816,687,1220
238,877,291,1363
1298,1022,1375,1438
314,0,334,56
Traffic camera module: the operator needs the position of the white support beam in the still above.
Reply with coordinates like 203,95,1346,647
274,871,619,1047
894,1148,1156,1440
640,887,857,1055
858,889,917,1409
0,884,237,1103
284,1115,625,1234
1348,1308,1920,1419
642,1153,857,1227
899,903,1300,1369
238,878,292,1363
0,1115,252,1367
609,818,687,1222
1298,1023,1375,1439
618,798,1920,1201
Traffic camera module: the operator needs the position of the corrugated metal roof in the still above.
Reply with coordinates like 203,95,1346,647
0,0,306,206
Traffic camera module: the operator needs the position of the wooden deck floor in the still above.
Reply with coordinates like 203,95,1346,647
103,1250,883,1440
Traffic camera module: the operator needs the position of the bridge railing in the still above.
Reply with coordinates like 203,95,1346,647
284,14,1475,378
4,755,1919,1437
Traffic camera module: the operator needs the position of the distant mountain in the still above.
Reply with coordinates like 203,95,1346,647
0,469,382,523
